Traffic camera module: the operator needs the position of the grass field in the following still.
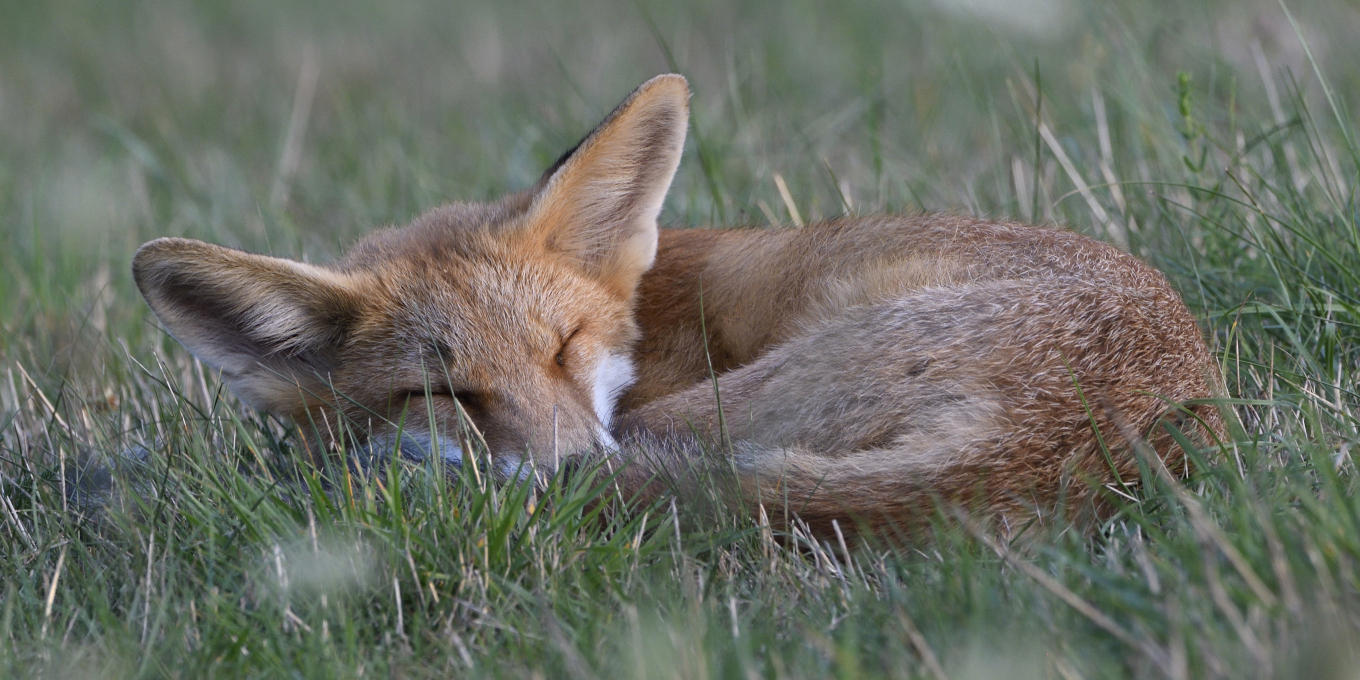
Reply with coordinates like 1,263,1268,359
2,0,1360,677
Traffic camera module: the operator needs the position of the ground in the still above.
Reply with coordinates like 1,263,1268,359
1,0,1359,677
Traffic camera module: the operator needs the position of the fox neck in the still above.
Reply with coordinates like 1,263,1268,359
620,227,800,410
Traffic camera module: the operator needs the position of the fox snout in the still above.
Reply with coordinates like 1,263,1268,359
363,359,634,482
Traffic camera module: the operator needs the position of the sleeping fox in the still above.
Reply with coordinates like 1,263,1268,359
133,74,1223,536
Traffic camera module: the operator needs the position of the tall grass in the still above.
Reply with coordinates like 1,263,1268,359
1,0,1359,677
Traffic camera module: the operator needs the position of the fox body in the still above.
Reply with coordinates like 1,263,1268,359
134,75,1222,535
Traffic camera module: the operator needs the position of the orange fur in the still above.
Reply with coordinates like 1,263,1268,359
617,216,1223,537
133,74,1224,538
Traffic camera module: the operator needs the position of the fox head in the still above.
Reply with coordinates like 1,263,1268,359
132,74,690,478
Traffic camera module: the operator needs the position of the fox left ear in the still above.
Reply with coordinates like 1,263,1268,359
518,74,690,299
132,238,363,415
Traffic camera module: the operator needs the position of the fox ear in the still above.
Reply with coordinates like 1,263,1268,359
519,73,690,299
132,238,362,413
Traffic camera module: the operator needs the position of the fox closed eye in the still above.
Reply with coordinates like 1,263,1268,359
400,389,483,411
555,327,582,367
451,391,484,411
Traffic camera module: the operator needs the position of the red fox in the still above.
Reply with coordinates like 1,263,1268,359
134,74,1223,536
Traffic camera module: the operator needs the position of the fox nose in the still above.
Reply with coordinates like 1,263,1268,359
364,430,464,470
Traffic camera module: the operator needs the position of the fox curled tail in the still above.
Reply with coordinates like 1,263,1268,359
609,272,1225,540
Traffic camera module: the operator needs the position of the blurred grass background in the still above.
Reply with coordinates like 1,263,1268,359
1,0,1359,677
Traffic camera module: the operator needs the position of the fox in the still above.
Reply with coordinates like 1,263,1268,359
133,74,1224,538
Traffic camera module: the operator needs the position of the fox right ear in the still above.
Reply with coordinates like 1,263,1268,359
516,74,690,299
132,238,362,414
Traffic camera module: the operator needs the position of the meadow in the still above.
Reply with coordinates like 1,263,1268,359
1,0,1359,677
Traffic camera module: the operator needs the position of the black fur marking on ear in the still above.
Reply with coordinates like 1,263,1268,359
541,139,585,183
536,74,686,190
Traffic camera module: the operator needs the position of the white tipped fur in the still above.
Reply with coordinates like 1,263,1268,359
592,352,637,430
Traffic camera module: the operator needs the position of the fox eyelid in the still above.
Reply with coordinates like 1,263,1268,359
401,389,483,411
401,386,450,399
556,326,582,367
452,391,484,412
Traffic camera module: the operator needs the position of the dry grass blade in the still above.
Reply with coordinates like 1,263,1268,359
1038,121,1124,248
270,45,320,208
1,0,1357,675
773,173,804,227
896,606,950,680
41,544,68,639
1203,544,1272,675
1111,413,1279,609
954,508,1170,671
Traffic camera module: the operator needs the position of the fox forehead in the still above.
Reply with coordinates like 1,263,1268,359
335,231,636,379
364,260,609,345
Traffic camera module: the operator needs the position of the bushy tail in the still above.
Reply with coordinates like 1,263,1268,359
612,397,1229,542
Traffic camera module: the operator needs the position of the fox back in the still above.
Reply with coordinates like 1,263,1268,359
134,74,1223,535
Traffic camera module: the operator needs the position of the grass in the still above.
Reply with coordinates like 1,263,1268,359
2,0,1359,677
